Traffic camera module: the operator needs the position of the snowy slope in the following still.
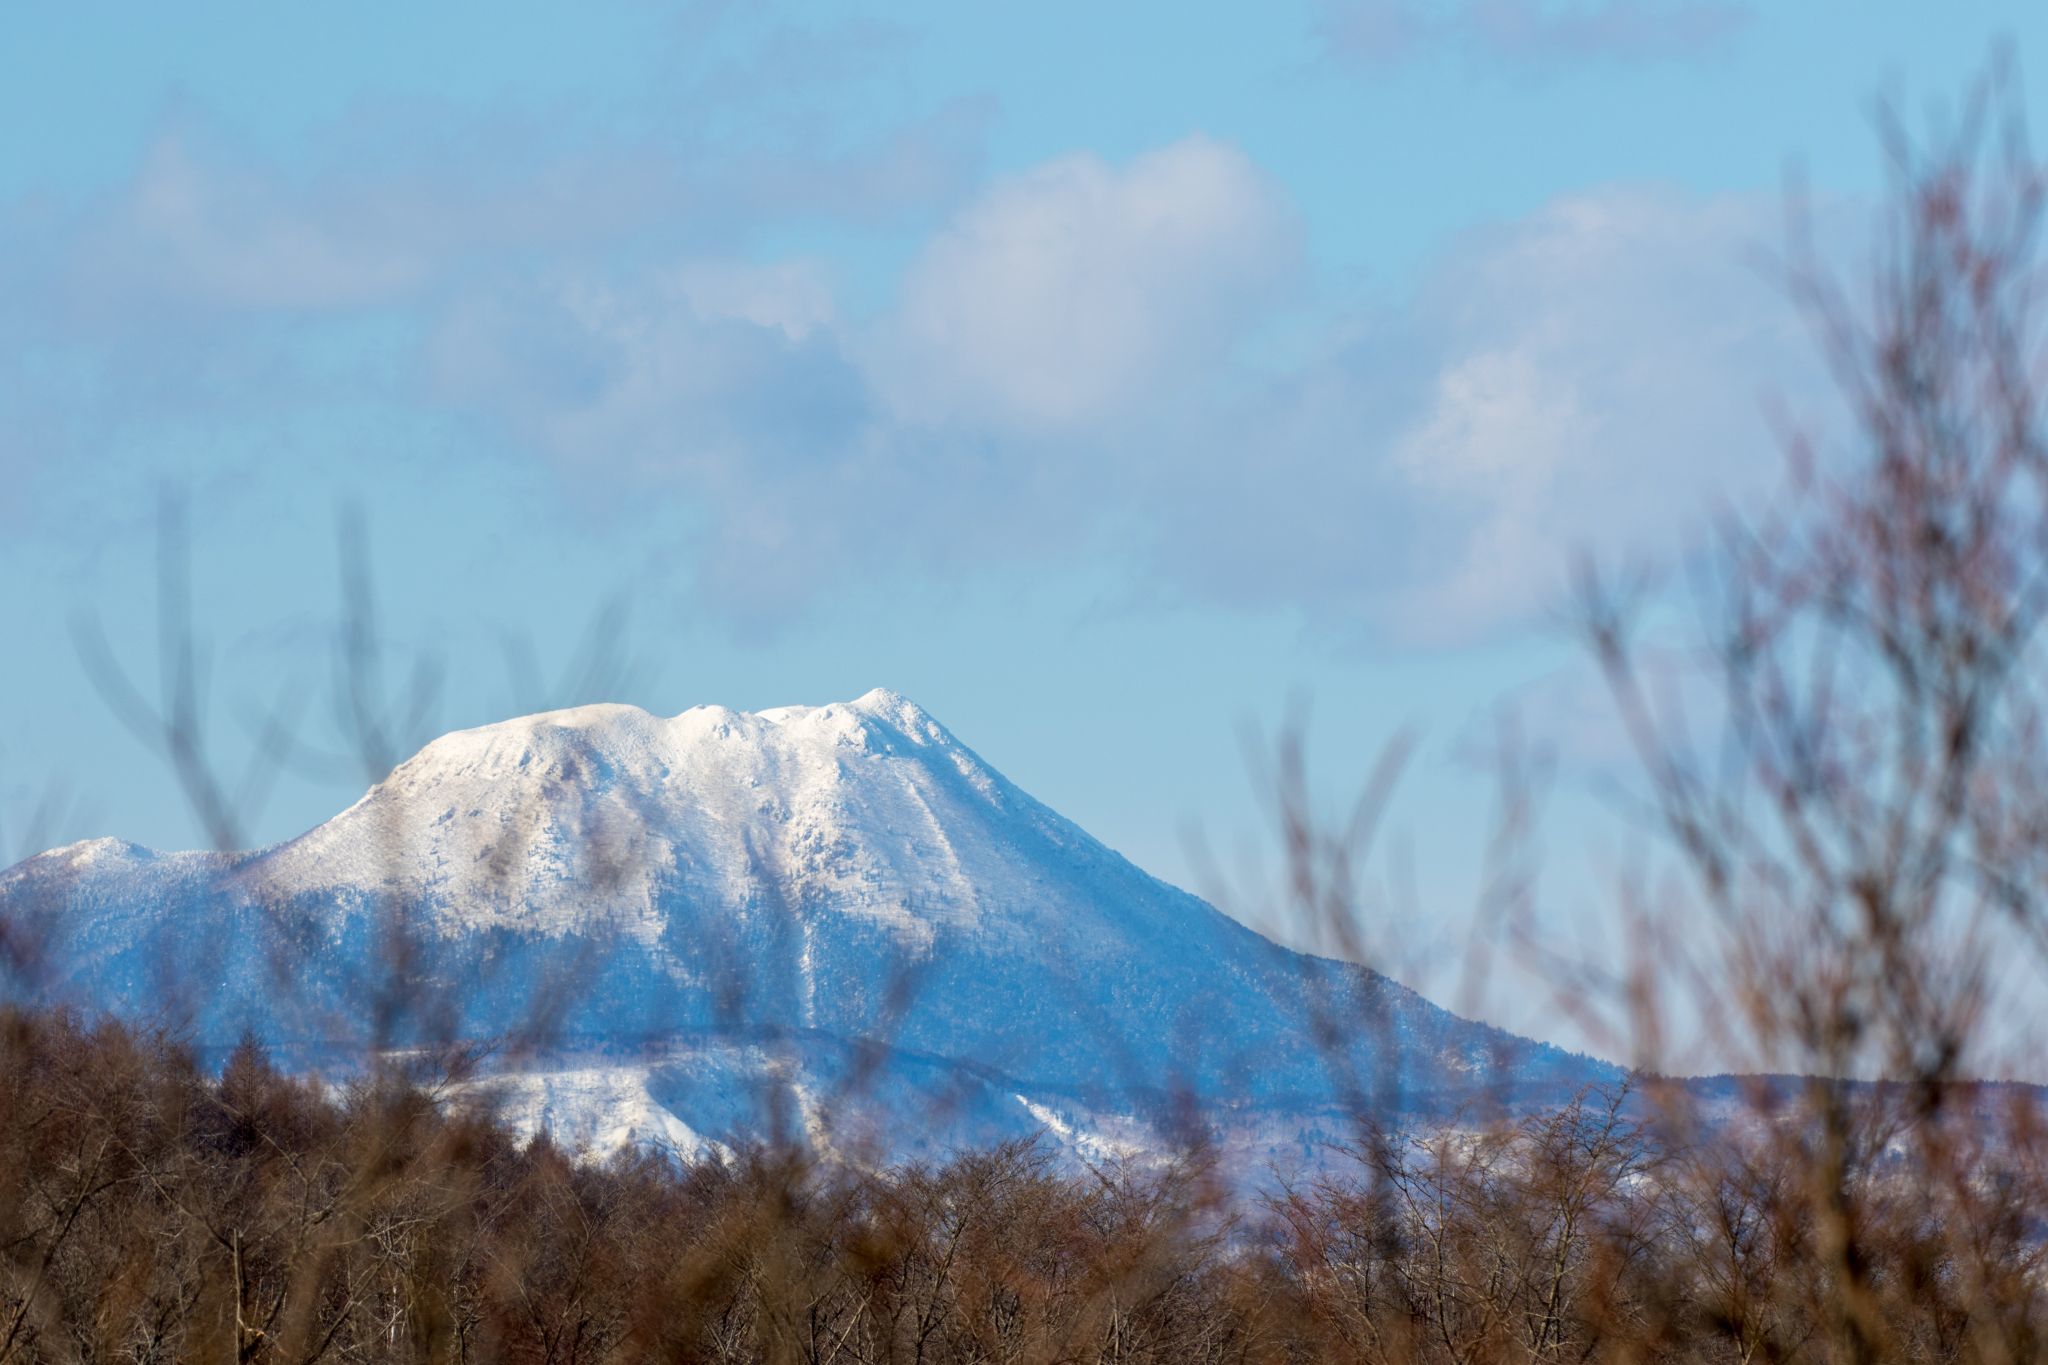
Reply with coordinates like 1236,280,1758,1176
0,689,1614,1158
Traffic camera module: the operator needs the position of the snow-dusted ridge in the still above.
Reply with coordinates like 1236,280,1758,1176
255,687,1003,944
0,690,1617,1165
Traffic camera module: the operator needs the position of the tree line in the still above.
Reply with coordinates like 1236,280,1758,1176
2,1010,2042,1364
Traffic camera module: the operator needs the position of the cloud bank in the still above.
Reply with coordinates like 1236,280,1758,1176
874,137,1299,429
1,95,1828,644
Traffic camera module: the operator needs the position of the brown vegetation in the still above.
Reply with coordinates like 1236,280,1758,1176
3,1016,2045,1364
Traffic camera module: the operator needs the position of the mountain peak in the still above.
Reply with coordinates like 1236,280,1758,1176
749,688,951,745
0,687,1612,1164
374,692,959,790
229,689,1010,945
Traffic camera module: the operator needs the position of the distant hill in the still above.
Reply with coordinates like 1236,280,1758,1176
0,689,1616,1165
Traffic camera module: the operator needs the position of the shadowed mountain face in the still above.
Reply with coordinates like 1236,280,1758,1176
0,689,1615,1163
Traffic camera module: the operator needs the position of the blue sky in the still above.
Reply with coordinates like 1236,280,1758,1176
4,0,2045,1064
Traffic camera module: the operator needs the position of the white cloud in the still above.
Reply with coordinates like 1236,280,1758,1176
673,258,837,339
1397,347,1594,496
871,136,1299,428
1,102,1841,650
74,131,425,315
421,176,1830,641
1393,348,1601,626
429,269,867,484
1373,186,1823,637
412,139,1301,613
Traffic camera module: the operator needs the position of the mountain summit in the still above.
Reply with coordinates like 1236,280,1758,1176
0,691,1613,1164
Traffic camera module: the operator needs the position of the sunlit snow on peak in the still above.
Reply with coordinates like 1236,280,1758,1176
0,689,1614,1168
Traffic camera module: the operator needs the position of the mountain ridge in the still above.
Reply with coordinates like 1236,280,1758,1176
0,689,1618,1164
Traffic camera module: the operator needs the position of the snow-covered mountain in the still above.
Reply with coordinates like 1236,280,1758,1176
0,689,1614,1165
